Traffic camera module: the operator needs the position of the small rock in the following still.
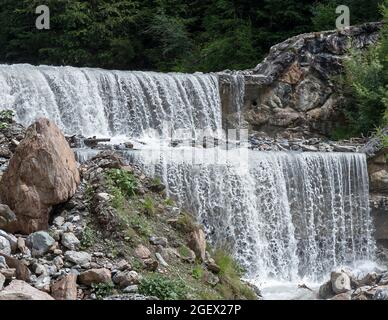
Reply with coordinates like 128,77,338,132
17,237,29,255
0,230,17,253
150,236,168,247
53,256,64,269
113,270,141,288
34,274,51,292
329,292,352,300
96,193,111,202
53,216,65,227
123,285,139,293
64,251,91,266
0,204,17,230
51,273,78,300
116,259,131,271
206,257,221,274
144,259,158,271
0,273,5,290
1,268,16,280
61,232,80,250
78,268,112,286
134,244,151,259
32,263,46,276
155,253,169,267
318,280,335,299
0,256,8,269
61,222,75,232
53,249,63,255
360,272,379,286
26,231,55,257
373,286,388,300
0,236,11,255
93,252,105,258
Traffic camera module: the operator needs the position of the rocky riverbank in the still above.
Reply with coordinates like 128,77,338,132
0,117,257,300
318,268,388,300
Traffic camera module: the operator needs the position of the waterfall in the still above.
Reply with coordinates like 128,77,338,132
230,74,245,131
0,64,222,139
1,63,376,287
122,149,375,283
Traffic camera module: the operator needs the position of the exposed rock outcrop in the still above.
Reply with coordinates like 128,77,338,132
219,22,382,138
0,280,54,300
0,118,80,234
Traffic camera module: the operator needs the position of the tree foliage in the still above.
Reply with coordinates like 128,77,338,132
337,1,388,136
0,0,382,72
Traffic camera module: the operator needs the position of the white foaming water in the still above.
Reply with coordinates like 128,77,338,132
0,64,222,139
1,64,377,298
119,148,375,287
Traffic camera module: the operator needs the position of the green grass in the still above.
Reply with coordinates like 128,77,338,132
142,196,156,216
176,213,197,234
139,273,188,300
192,265,204,280
213,249,256,300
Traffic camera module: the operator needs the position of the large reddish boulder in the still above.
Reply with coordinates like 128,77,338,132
0,118,80,234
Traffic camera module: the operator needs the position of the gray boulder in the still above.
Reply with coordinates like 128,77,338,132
331,271,351,294
26,231,55,257
64,251,91,265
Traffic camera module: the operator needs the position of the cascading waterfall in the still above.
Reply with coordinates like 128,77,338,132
0,64,222,139
229,73,245,131
122,149,375,283
1,63,376,290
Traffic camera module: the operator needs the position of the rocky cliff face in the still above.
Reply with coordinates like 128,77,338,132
219,22,382,138
366,142,388,251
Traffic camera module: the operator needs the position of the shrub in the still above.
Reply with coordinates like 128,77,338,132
335,3,388,137
142,196,156,216
192,265,204,280
0,110,14,129
91,282,115,300
106,168,137,198
80,225,97,250
139,273,188,300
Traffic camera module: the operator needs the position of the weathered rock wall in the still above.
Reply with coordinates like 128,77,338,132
219,22,382,138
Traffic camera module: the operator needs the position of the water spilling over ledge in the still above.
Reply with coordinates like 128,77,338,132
0,63,378,297
0,64,222,138
76,147,376,285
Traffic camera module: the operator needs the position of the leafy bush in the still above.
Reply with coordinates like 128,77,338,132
80,225,97,250
139,273,188,300
129,213,152,238
0,110,14,129
335,3,388,137
106,168,137,198
91,282,115,300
